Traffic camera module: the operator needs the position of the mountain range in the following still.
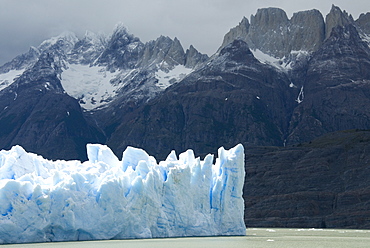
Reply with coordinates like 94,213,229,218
1,5,370,228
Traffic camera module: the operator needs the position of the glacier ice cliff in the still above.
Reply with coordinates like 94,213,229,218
0,144,246,244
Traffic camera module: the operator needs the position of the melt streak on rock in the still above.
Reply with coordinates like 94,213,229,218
0,144,245,244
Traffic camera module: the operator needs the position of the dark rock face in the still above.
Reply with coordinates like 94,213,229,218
245,130,370,229
247,7,290,58
325,5,354,39
138,36,208,70
69,31,107,65
287,24,370,144
221,8,325,58
185,45,209,68
96,25,144,71
356,12,370,35
220,17,250,50
0,52,104,160
106,40,294,159
90,36,208,141
137,36,185,70
289,9,325,52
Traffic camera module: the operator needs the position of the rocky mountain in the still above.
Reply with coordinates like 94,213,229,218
95,24,143,71
356,12,370,35
101,5,370,159
245,129,370,229
69,30,107,65
220,8,325,60
0,23,208,160
287,23,370,144
0,5,370,228
0,52,104,160
105,39,294,159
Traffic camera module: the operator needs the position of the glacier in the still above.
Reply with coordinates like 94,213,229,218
0,144,246,244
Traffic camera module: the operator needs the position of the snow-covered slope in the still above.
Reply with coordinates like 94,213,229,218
0,144,246,244
250,48,311,74
60,63,194,110
0,69,24,92
60,64,121,110
155,64,193,89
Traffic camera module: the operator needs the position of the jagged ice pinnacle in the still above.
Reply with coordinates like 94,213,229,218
0,144,246,244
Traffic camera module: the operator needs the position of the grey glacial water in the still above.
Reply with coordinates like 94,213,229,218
5,228,370,248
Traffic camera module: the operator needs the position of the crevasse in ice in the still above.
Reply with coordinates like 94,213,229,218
0,144,246,244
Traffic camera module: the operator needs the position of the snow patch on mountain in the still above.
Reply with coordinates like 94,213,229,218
251,49,290,70
61,64,121,110
155,64,193,89
361,33,370,48
296,86,304,103
251,49,309,71
0,69,25,92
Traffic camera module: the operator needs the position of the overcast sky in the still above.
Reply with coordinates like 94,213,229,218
0,0,369,65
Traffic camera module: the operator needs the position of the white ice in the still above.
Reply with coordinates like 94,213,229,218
0,144,246,244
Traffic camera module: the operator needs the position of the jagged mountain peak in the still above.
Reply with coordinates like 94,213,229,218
308,22,370,82
219,39,254,62
184,45,208,68
220,17,249,50
0,31,79,73
38,31,79,53
0,46,40,74
219,5,370,65
138,35,183,69
69,31,107,65
251,7,289,27
82,30,107,44
137,35,199,71
1,52,65,100
356,12,370,35
112,22,130,35
325,5,355,39
108,22,142,47
95,24,143,71
220,7,326,60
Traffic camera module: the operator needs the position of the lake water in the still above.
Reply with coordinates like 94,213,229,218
4,228,370,248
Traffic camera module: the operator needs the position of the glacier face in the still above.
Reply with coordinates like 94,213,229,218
0,144,246,244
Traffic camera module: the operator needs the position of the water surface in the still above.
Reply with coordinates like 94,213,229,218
5,228,370,248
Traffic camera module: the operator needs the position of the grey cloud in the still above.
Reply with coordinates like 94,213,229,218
0,0,369,65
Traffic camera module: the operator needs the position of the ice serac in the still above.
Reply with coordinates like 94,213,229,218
0,144,246,244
